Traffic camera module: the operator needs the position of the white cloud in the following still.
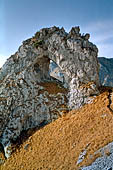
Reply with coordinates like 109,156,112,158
0,55,8,68
92,31,113,44
82,19,113,57
97,43,113,58
82,20,113,34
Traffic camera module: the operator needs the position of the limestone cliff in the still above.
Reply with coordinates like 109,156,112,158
0,26,99,158
50,57,113,88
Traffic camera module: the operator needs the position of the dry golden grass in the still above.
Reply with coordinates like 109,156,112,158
39,82,68,94
1,87,113,170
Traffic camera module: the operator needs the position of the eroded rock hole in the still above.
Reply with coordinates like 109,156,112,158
34,63,41,73
49,60,65,83
33,57,66,87
33,56,50,82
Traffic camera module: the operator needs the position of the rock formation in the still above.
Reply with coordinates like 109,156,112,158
50,57,113,89
0,26,100,158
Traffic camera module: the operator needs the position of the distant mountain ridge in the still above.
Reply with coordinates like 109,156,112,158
98,57,113,87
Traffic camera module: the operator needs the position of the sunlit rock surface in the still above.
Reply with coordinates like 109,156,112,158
0,26,99,157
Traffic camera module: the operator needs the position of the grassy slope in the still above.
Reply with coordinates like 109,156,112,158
1,87,113,170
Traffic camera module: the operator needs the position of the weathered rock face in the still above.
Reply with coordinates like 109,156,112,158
50,60,100,109
50,57,113,88
82,141,113,170
0,26,99,157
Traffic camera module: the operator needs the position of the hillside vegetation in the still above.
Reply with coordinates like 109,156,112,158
1,86,113,170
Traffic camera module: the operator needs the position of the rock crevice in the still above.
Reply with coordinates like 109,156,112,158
107,89,113,113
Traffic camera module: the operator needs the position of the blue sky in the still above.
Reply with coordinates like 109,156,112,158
0,0,113,67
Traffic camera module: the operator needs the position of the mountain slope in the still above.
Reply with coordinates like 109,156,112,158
98,57,113,87
1,87,113,170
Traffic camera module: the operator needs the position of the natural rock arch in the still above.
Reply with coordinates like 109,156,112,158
0,26,99,90
28,26,100,108
0,26,100,158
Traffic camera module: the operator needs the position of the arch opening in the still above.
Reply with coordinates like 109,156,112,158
49,60,64,82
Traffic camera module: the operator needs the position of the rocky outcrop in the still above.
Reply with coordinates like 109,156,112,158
82,141,113,170
0,26,99,158
98,57,113,87
50,57,113,89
